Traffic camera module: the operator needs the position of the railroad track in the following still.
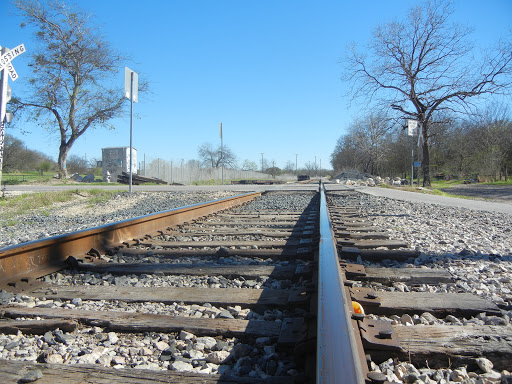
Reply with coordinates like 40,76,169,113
0,186,510,383
0,190,319,383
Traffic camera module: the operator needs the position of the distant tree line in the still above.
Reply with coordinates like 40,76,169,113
2,134,100,176
196,142,328,179
2,134,54,174
331,106,512,181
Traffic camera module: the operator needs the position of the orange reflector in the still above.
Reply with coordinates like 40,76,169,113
352,301,365,315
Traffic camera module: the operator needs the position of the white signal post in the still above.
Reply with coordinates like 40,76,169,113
124,67,138,193
0,43,26,191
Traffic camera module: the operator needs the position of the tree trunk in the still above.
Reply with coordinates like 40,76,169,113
57,143,71,179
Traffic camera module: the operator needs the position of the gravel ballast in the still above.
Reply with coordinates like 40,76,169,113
329,190,512,383
1,188,511,382
0,190,314,379
0,191,239,249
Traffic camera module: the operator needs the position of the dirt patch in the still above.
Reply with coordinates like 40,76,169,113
440,184,512,202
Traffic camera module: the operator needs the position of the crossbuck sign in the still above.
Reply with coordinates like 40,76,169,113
0,44,26,81
1,43,27,188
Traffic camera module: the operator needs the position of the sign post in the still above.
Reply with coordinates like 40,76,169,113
407,119,419,187
219,122,223,185
0,43,26,192
124,67,138,193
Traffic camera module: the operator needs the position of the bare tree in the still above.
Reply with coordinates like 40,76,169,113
352,113,393,175
2,135,25,172
11,0,141,178
331,135,358,172
468,104,512,180
3,134,54,172
440,121,474,175
197,143,236,168
283,161,295,173
344,0,512,185
304,161,316,176
66,154,89,174
241,159,258,171
331,112,393,175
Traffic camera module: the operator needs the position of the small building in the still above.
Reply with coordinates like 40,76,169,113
102,147,137,182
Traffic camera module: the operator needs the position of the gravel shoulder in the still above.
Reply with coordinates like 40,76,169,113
0,191,239,249
340,184,512,215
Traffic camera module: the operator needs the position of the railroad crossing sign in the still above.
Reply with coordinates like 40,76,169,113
0,44,26,81
1,43,27,188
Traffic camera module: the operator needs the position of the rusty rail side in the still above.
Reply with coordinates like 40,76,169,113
0,192,261,286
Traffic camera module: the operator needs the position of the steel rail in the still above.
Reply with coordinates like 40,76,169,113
0,192,261,286
317,184,366,383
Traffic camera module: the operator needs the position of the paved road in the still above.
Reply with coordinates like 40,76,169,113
440,184,512,202
5,182,511,215
3,183,320,194
325,184,512,215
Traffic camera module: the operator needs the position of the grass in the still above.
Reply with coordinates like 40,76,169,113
480,179,512,186
2,173,54,184
430,179,466,189
2,172,109,185
0,189,122,223
429,189,473,199
86,189,124,206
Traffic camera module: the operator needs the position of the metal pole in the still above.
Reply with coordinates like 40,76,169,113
129,72,134,193
0,46,8,191
411,135,414,187
417,160,420,187
220,123,224,185
261,153,264,172
295,154,298,174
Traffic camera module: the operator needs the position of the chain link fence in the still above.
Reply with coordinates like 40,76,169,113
138,157,296,184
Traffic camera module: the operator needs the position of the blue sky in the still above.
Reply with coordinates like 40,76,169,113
2,0,511,170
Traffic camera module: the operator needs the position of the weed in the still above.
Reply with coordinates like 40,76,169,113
0,190,122,220
3,219,18,227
